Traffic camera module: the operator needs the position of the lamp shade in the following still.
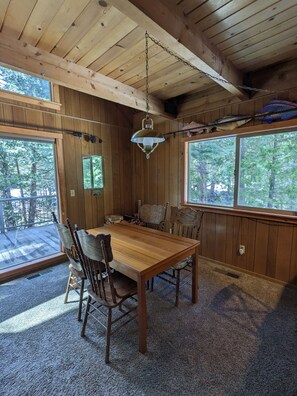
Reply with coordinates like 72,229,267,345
131,116,165,159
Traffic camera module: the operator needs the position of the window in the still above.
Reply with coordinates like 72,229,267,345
83,155,103,190
186,129,297,213
0,65,51,101
188,137,236,206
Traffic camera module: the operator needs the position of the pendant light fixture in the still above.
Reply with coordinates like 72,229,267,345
131,32,165,159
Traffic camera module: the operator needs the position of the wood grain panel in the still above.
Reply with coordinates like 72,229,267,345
275,226,294,282
20,0,64,46
37,0,90,52
1,0,37,39
225,214,234,265
246,218,256,272
266,224,279,279
200,212,216,258
290,227,297,284
214,213,227,263
51,0,112,58
214,2,297,48
231,216,241,268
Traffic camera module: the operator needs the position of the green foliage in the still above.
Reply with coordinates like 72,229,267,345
0,65,51,101
238,131,297,211
188,131,297,212
83,155,103,189
188,137,235,206
0,138,57,230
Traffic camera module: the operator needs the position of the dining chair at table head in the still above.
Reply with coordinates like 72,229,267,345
52,212,86,321
137,200,169,230
158,206,203,306
75,229,138,364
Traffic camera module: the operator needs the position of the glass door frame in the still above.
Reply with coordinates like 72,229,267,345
0,125,67,283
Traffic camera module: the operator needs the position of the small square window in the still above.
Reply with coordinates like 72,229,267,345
83,155,103,190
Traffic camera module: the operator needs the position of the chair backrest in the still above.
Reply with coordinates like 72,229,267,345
169,207,203,240
51,212,83,272
138,201,169,229
75,230,118,305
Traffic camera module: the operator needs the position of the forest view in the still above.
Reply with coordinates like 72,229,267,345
0,65,51,100
0,138,57,232
188,130,297,212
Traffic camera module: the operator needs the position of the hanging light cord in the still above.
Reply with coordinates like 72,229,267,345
146,33,288,95
145,31,150,118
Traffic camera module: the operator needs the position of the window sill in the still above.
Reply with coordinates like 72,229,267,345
183,202,297,225
0,89,61,111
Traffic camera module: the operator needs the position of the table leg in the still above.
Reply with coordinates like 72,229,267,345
137,275,147,353
192,247,199,303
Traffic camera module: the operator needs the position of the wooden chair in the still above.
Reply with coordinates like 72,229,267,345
75,229,138,364
137,200,169,230
52,213,86,321
158,207,203,306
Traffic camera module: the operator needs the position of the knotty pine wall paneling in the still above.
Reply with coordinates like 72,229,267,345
59,88,135,229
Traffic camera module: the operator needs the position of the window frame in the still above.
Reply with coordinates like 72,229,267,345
183,119,297,218
0,124,67,283
0,64,61,111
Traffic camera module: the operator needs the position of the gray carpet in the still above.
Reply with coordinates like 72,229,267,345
1,258,297,396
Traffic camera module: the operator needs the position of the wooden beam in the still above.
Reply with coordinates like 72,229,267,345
109,0,249,100
0,33,170,117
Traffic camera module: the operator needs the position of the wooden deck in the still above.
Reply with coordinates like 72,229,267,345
0,224,60,271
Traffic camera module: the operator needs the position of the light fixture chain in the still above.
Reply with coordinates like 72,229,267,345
145,31,149,116
146,33,287,94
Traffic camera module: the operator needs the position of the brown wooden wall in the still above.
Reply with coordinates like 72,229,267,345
0,86,135,230
132,82,297,286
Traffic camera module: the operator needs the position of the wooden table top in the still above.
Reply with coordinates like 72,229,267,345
88,222,200,281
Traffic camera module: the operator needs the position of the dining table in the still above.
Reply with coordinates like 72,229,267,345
88,222,200,353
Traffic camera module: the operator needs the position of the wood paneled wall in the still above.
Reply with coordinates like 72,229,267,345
132,81,297,286
0,86,135,230
59,87,135,229
200,211,297,285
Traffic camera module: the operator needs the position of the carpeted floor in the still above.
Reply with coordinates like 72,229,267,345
1,258,297,396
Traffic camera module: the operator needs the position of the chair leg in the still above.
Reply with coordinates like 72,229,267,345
175,270,181,307
77,278,85,321
150,277,154,292
105,308,112,364
81,295,91,337
64,272,72,304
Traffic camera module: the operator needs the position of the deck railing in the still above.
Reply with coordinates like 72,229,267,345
0,195,57,233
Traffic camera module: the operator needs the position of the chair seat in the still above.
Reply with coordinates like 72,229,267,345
87,272,137,307
171,256,192,270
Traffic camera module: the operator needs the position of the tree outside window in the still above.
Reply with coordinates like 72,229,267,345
0,65,51,101
186,130,297,213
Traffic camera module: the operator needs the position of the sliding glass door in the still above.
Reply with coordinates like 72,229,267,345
0,136,60,271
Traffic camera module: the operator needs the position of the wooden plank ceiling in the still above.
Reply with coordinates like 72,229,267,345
0,0,296,116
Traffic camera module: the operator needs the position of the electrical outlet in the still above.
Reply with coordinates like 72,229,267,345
70,189,75,197
239,245,245,255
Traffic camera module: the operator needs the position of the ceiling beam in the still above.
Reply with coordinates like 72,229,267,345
110,0,249,100
0,32,171,117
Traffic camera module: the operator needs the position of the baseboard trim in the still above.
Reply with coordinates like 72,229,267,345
200,255,297,290
0,253,67,284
